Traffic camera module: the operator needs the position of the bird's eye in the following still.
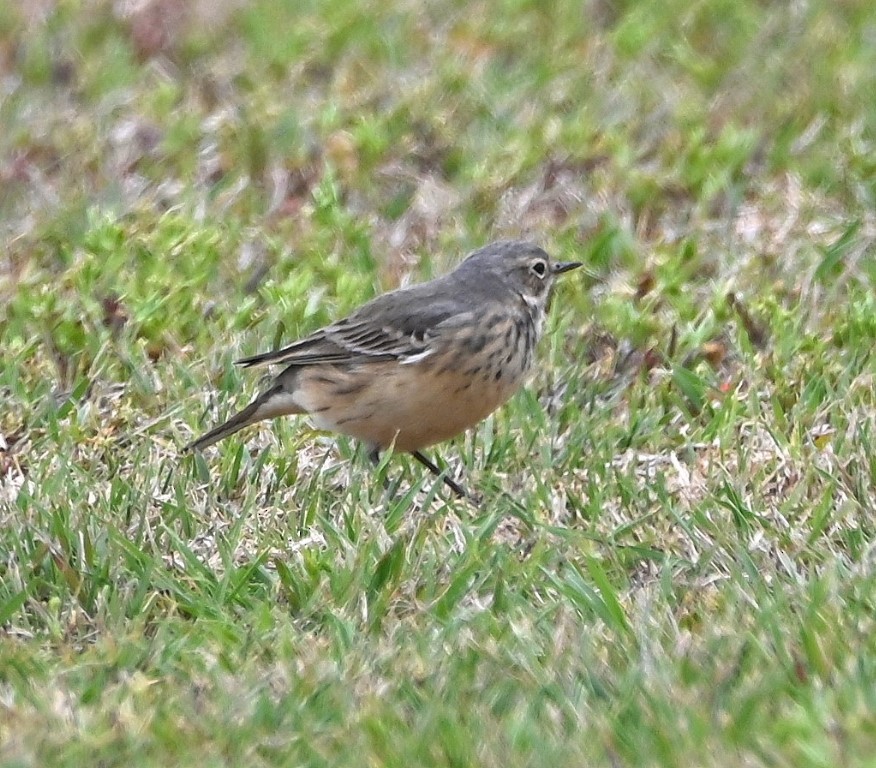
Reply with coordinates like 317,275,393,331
530,260,548,278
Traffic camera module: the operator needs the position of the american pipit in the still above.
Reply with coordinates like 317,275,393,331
185,240,581,497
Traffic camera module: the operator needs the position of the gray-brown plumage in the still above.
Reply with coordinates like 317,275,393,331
185,240,581,496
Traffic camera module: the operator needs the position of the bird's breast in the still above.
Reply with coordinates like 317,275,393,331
291,311,537,451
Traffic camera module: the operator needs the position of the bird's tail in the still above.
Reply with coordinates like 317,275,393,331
183,384,302,452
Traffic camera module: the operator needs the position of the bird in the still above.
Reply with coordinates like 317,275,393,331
184,240,581,497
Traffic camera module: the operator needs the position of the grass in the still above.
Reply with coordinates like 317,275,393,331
1,0,875,765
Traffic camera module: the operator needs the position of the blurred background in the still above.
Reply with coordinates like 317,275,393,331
3,0,873,366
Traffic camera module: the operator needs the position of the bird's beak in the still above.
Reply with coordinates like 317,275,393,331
553,261,583,275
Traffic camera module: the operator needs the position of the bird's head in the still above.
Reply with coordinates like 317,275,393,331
460,240,582,305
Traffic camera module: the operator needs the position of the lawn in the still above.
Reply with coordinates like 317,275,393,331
1,0,875,765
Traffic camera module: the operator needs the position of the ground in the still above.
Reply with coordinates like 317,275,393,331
1,0,875,765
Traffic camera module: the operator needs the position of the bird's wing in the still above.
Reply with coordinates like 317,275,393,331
236,285,471,368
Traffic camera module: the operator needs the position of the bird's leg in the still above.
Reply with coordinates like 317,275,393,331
367,447,393,492
411,451,469,499
370,446,470,501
